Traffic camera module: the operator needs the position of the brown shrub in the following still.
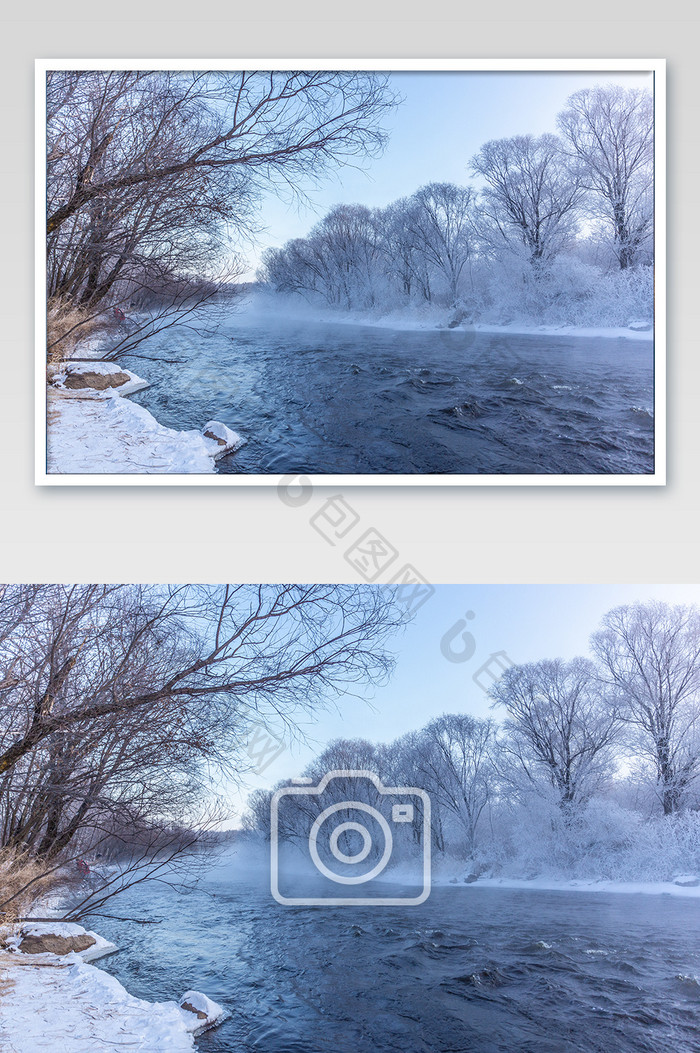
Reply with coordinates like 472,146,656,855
0,850,62,924
46,298,107,363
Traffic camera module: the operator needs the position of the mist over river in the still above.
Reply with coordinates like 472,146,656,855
90,862,700,1053
123,309,654,475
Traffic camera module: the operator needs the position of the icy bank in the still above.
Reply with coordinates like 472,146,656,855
245,294,654,341
0,922,227,1052
46,361,243,475
434,874,700,897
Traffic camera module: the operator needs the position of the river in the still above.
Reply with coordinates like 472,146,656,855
123,311,655,476
89,864,700,1053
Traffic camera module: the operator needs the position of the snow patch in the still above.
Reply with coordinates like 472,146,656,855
0,930,227,1051
47,393,243,475
0,959,198,1052
470,321,653,342
432,876,700,897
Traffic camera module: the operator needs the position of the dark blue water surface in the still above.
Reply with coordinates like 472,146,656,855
124,311,655,475
90,865,700,1053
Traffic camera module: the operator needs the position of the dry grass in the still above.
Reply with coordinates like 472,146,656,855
46,297,107,363
0,956,14,993
0,849,60,925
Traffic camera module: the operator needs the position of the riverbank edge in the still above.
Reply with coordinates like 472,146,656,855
431,875,700,897
0,920,228,1051
248,294,655,341
46,359,243,475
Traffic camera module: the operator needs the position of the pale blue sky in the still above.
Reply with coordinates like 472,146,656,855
227,584,695,822
244,69,654,278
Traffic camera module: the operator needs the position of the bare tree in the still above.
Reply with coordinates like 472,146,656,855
377,199,429,302
45,70,399,356
489,658,620,808
402,184,476,306
47,70,398,237
471,134,582,265
412,714,497,853
0,584,408,916
556,85,653,269
591,602,700,814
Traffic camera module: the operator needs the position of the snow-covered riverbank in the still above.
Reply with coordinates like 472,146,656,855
46,360,243,475
320,312,654,342
0,922,227,1052
434,874,700,897
246,294,654,341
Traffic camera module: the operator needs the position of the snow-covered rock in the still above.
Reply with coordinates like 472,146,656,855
178,990,229,1036
202,420,244,459
2,922,117,963
48,360,149,398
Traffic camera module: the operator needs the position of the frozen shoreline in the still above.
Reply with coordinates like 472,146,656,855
329,314,654,342
0,921,227,1052
46,360,243,475
432,874,700,897
247,295,654,341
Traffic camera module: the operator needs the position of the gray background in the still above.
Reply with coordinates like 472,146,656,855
3,4,697,584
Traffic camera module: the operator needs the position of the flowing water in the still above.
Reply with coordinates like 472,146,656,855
123,311,655,475
90,865,700,1053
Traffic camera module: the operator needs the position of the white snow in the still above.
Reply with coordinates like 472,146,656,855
202,419,241,453
0,959,198,1052
434,875,700,897
469,321,653,342
0,924,228,1052
19,921,86,939
322,312,653,341
47,392,243,475
46,353,244,475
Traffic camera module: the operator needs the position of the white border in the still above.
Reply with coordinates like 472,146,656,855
35,58,666,486
270,770,431,906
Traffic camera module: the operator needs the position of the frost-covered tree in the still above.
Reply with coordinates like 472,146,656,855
591,602,700,815
377,198,433,303
556,85,654,269
470,134,582,265
402,183,476,306
259,238,337,304
411,714,497,853
261,205,383,309
489,657,620,808
312,205,383,309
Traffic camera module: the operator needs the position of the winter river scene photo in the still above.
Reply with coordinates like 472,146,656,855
2,584,699,1052
41,64,660,480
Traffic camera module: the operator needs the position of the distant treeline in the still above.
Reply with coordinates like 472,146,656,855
245,602,700,882
259,85,654,327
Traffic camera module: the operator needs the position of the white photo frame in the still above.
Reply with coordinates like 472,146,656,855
36,58,665,486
